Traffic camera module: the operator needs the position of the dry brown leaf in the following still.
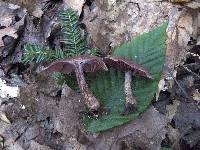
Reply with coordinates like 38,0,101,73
0,113,11,124
0,14,14,27
0,27,18,47
166,100,180,120
192,89,200,104
86,107,168,150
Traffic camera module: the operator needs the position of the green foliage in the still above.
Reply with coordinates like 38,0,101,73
21,44,65,64
52,72,66,85
84,23,168,133
59,8,85,56
21,8,85,85
21,7,167,133
22,8,85,65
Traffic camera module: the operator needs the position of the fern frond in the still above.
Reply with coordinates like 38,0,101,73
86,48,100,56
52,72,66,85
22,44,66,64
53,48,66,59
21,8,87,87
59,8,85,55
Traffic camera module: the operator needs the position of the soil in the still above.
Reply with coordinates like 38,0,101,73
0,0,200,150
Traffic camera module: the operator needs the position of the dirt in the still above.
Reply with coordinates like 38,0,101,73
0,0,200,150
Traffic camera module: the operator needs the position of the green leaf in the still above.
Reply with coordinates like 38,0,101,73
84,23,168,133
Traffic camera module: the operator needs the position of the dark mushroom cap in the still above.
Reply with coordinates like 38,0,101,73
103,56,153,79
43,55,108,74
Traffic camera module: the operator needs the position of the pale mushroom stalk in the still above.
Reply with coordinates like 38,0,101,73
103,56,154,114
74,63,100,110
124,71,137,112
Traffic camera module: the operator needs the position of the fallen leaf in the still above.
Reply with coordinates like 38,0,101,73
192,89,200,104
166,100,180,120
0,27,18,47
0,14,13,27
87,107,169,150
85,23,167,133
0,113,11,124
32,5,43,18
172,101,200,148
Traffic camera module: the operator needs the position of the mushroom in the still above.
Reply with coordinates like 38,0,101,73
43,55,108,110
103,56,153,113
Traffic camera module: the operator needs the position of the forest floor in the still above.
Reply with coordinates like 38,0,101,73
0,0,200,150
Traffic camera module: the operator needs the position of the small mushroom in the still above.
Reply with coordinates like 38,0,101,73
103,56,153,113
43,55,108,110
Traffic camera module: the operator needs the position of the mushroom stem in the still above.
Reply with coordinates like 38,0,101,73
124,71,137,112
74,63,100,110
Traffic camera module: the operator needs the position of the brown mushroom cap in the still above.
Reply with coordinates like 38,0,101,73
43,55,108,74
103,56,153,79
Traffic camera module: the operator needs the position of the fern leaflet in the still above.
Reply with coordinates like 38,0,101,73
59,8,85,55
22,44,65,64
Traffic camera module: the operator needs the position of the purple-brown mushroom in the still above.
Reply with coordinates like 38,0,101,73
103,55,153,113
43,55,108,110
